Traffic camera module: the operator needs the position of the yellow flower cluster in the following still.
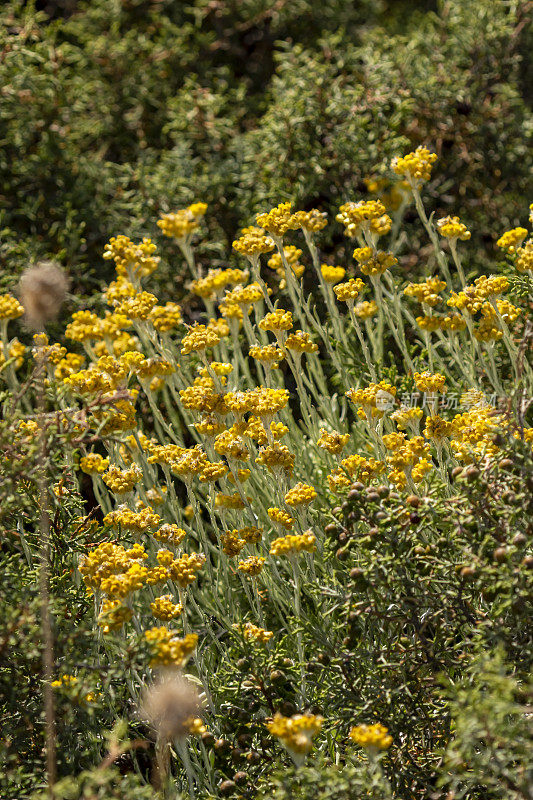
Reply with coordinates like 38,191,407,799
436,216,471,241
233,226,275,257
496,227,528,254
256,443,295,475
150,594,183,621
334,278,365,304
235,622,273,644
104,505,162,533
258,308,293,333
150,301,183,332
413,371,446,393
154,524,187,546
284,330,318,354
328,454,385,491
103,235,160,280
284,482,317,507
321,264,346,284
220,529,246,557
270,532,316,556
353,300,377,319
181,323,221,355
350,723,393,751
97,600,133,633
79,453,110,474
391,145,437,186
80,541,149,599
336,201,392,239
292,208,328,233
266,712,323,758
515,239,533,273
238,556,266,575
354,249,397,277
0,338,25,370
346,382,396,420
256,202,299,239
102,464,142,494
317,428,350,455
404,277,447,306
144,628,198,667
157,203,207,240
249,344,285,367
267,507,295,530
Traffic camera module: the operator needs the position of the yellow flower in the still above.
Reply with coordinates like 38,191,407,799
285,330,318,354
267,507,295,530
238,556,266,575
154,524,187,546
270,532,316,556
334,278,365,304
256,443,295,475
104,505,162,533
258,308,293,333
97,600,133,633
356,251,397,278
436,215,471,241
350,723,392,752
103,235,159,279
145,628,198,668
284,482,317,507
215,492,247,510
256,202,299,239
0,338,26,370
220,530,246,557
413,371,446,393
157,204,207,241
317,428,350,455
102,464,142,494
165,552,206,587
233,226,275,257
292,209,328,233
150,595,183,621
235,622,273,644
249,344,285,367
118,291,158,321
423,415,454,441
336,200,386,237
346,382,396,419
181,323,221,355
51,674,78,688
496,227,528,254
515,239,533,273
391,146,437,187
150,302,183,332
353,300,377,319
80,453,110,475
266,713,323,765
404,277,447,306
321,264,346,284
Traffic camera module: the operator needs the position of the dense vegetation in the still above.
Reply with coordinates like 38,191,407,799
1,2,532,799
1,0,531,293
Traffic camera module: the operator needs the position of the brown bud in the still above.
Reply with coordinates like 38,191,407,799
493,547,508,563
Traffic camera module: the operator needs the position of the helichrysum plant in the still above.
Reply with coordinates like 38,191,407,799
2,144,532,799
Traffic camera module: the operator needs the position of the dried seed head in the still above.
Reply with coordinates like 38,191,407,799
140,672,202,741
19,261,69,328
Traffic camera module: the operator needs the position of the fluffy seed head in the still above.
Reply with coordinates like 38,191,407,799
19,261,69,328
